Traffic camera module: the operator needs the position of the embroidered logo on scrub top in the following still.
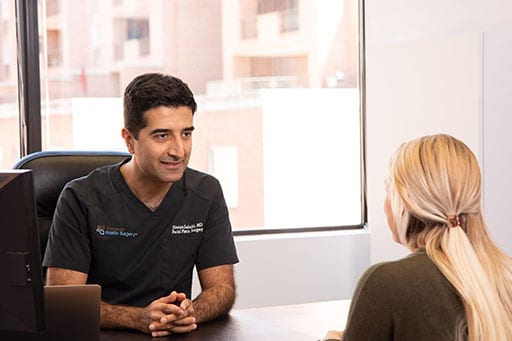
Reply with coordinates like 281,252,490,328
95,225,139,238
171,222,204,235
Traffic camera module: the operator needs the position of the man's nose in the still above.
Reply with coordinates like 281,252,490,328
167,138,185,158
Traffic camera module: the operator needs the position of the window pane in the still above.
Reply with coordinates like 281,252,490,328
38,0,362,230
0,0,19,168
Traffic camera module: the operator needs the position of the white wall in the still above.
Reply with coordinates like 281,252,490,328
193,230,370,309
233,230,370,308
365,0,512,262
481,31,512,253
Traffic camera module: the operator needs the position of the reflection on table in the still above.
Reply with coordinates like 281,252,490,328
100,300,351,341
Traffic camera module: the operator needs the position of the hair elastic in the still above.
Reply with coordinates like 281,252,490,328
447,215,460,228
447,214,467,228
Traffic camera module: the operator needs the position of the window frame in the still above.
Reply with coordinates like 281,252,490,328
15,0,42,155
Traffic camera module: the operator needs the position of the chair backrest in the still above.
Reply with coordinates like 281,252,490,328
13,150,131,258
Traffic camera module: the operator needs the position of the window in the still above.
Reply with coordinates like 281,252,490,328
0,0,19,167
126,19,149,40
3,0,365,233
257,0,296,14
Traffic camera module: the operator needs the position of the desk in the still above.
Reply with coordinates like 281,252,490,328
100,300,351,340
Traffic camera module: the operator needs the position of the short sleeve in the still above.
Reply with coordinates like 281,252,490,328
195,178,239,270
42,184,91,274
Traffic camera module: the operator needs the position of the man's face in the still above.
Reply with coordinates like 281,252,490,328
124,105,194,184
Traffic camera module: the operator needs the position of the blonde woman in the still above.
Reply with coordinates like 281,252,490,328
323,134,512,341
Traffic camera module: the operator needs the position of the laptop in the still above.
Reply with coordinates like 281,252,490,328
0,284,101,341
43,284,101,341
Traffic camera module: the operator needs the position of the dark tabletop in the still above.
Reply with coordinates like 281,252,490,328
100,300,350,341
0,300,349,341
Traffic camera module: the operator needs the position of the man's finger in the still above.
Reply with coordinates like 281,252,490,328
162,303,184,315
170,323,197,334
151,329,171,337
171,315,196,326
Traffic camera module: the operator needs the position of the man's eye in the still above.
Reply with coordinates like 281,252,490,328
155,134,168,139
183,131,192,137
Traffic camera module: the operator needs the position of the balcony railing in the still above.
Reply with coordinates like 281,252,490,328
138,37,150,56
206,76,307,97
113,42,123,60
47,51,62,67
46,0,60,16
280,8,299,32
240,17,257,40
113,37,149,61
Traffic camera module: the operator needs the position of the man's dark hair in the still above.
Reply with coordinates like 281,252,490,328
123,73,197,138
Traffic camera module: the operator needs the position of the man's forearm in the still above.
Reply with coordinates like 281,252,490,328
100,301,145,332
192,283,236,324
101,292,199,336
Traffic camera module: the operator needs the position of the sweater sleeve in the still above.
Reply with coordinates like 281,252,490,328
342,263,395,341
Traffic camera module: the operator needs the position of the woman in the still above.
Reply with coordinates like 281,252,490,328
324,134,512,340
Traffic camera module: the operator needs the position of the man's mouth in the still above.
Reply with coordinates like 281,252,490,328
161,160,182,168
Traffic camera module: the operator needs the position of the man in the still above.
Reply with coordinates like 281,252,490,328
43,73,239,337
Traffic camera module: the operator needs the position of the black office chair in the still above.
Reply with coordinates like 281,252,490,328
13,150,131,258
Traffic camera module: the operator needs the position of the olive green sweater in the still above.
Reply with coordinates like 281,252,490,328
342,249,466,341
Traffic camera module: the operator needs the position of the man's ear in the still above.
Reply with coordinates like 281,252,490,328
121,128,135,154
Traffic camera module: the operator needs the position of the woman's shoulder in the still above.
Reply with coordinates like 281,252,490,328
359,249,435,288
345,249,464,340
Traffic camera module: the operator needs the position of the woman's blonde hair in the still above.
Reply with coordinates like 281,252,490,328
388,134,512,341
